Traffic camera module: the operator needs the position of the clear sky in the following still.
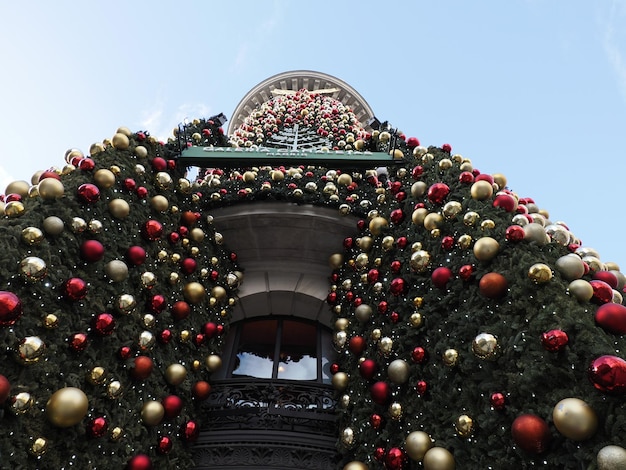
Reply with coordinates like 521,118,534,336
0,1,624,269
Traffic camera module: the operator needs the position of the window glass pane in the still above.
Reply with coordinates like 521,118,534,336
232,319,277,379
320,329,333,384
277,320,317,380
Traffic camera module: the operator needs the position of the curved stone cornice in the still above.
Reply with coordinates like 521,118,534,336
227,70,375,136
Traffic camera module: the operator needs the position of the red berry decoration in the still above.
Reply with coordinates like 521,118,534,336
0,374,11,403
157,436,173,455
162,395,184,419
431,267,453,289
479,272,508,299
77,183,100,203
192,381,212,400
441,236,455,251
588,355,626,394
359,359,378,379
370,381,390,405
69,332,88,352
142,220,163,241
490,392,506,410
373,447,385,462
541,329,569,352
63,277,88,301
80,240,105,262
590,280,614,304
127,454,152,470
511,414,551,454
159,329,172,344
93,313,115,336
427,183,450,204
171,301,191,321
126,246,147,265
132,356,153,380
349,336,366,355
385,447,407,470
87,416,108,438
181,420,199,442
0,291,22,326
136,186,148,198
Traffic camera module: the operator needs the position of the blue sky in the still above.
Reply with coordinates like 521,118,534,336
0,1,624,269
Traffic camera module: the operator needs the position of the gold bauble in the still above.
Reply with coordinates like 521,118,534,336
379,336,393,355
5,180,30,197
21,226,44,245
413,297,424,307
28,184,40,198
116,126,132,137
463,211,480,226
443,349,459,367
190,228,205,242
117,294,136,314
150,195,169,212
90,142,106,155
528,263,553,284
5,201,25,218
355,304,372,323
105,260,129,282
423,213,443,230
109,198,130,218
94,169,116,188
455,414,474,437
44,313,58,328
439,158,453,170
553,398,598,441
470,180,493,200
165,364,187,386
410,312,423,327
369,216,389,236
472,333,498,359
457,234,473,250
423,447,455,470
11,392,34,414
387,359,410,384
184,282,206,303
88,366,106,385
29,437,49,456
343,462,368,470
389,401,403,419
141,400,165,426
381,235,395,251
143,314,156,328
332,372,349,391
337,174,353,187
18,336,46,363
88,219,103,233
135,145,148,158
411,182,428,199
43,216,64,235
138,330,155,350
406,431,433,461
358,236,374,252
46,387,89,427
111,132,130,149
335,318,350,331
155,171,173,190
442,201,462,219
34,176,64,198
410,250,431,272
371,329,382,341
390,148,404,160
480,219,495,230
20,256,47,282
110,427,124,442
567,280,594,302
140,271,157,288
597,445,626,469
341,427,355,447
205,354,222,372
211,286,227,302
107,380,123,398
473,237,500,261
180,330,191,342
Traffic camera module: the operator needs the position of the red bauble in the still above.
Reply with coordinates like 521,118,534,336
370,413,383,429
39,170,61,181
479,272,508,299
389,278,406,296
93,313,115,336
87,416,108,438
367,269,379,283
77,183,100,203
149,294,167,314
595,303,626,335
390,208,404,224
81,240,105,262
180,210,199,227
132,356,153,380
594,271,619,289
0,374,11,403
406,136,420,147
63,277,88,301
427,183,450,204
193,333,205,346
441,236,455,251
370,381,390,405
505,225,525,242
343,237,353,249
589,355,626,394
123,178,136,191
493,193,517,212
143,220,163,241
203,322,218,338
349,336,366,355
5,193,22,202
192,381,212,400
79,158,95,171
431,267,453,289
181,258,197,274
442,143,452,153
385,447,407,470
475,173,494,184
511,414,551,454
378,301,389,314
415,380,428,395
412,166,423,179
326,292,338,305
459,264,474,281
159,329,172,344
590,280,614,304
69,332,88,352
459,171,474,184
171,301,191,321
127,246,147,265
151,157,167,171
390,261,401,273
374,447,386,462
181,420,199,442
162,395,184,419
126,454,152,470
136,186,148,198
490,392,506,410
0,291,22,326
411,347,427,364
541,329,568,352
157,436,173,455
360,359,378,379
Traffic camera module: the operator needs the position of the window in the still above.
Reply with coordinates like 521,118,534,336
220,317,333,384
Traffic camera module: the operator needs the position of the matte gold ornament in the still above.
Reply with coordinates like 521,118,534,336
165,364,187,386
341,427,355,447
5,201,25,217
423,447,455,470
46,387,89,427
135,145,148,158
343,462,370,470
94,169,116,189
369,217,389,236
443,349,459,366
405,431,433,461
553,398,598,441
389,402,403,420
18,336,46,363
355,253,369,269
388,359,410,384
20,256,47,282
332,372,349,391
190,228,205,242
109,427,124,442
555,254,585,281
524,223,550,245
335,318,349,331
116,126,131,137
42,216,64,235
205,354,222,372
528,263,553,284
211,286,227,302
358,236,373,252
470,180,493,200
11,392,34,414
597,445,626,469
111,132,130,149
29,437,49,456
6,180,30,196
21,226,44,245
90,142,106,155
423,213,443,230
105,260,129,282
411,181,428,198
88,366,106,385
473,237,500,261
38,178,65,199
150,195,169,212
355,304,373,323
44,314,58,328
455,414,474,437
107,380,123,398
472,333,498,359
141,400,165,426
184,282,206,303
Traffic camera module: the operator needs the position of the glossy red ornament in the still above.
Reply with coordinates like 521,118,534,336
193,333,205,346
69,332,88,352
142,220,163,241
0,374,11,403
63,277,88,301
203,322,218,338
390,311,399,323
595,303,626,335
330,363,340,374
151,157,167,171
390,208,404,224
126,454,152,470
357,219,366,231
132,356,153,380
431,267,453,288
5,193,22,202
441,236,455,251
594,271,619,289
385,447,407,470
367,269,379,283
370,413,383,429
511,414,551,454
159,329,172,344
590,280,614,304
123,178,136,191
171,300,191,321
459,171,474,184
39,170,61,181
397,237,407,249
370,381,390,405
406,136,420,147
210,270,220,281
0,291,22,326
589,355,626,394
427,183,450,204
388,261,400,274
373,447,386,462
389,181,402,194
475,173,494,185
343,237,353,249
192,381,212,400
78,158,95,171
179,257,196,275
93,313,115,336
345,291,354,302
389,278,406,295
181,420,199,442
490,392,506,410
149,294,167,314
77,183,100,203
411,347,427,364
479,272,508,299
541,329,568,352
416,380,428,395
157,436,173,455
349,336,366,355
442,143,452,153
87,416,108,438
326,292,338,305
180,210,199,227
162,395,184,419
136,186,148,198
411,165,423,180
378,301,388,315
493,193,517,212
459,264,474,281
119,346,132,359
360,359,378,379
126,246,146,265
505,225,525,242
